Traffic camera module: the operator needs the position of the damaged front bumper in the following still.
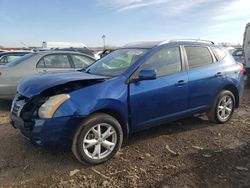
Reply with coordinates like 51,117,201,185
10,114,86,148
10,94,86,148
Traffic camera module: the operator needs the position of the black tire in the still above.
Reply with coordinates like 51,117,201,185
72,113,123,165
207,90,235,124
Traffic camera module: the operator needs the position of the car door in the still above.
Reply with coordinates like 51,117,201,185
70,54,95,70
129,46,188,131
184,46,224,110
36,54,75,73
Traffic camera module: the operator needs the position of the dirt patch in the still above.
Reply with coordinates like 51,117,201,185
0,85,249,187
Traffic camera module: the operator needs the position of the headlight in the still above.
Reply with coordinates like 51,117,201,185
38,94,70,119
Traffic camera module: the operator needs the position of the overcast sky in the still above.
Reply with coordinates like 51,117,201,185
0,0,249,47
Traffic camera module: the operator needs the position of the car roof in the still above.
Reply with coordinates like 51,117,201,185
122,41,163,49
31,50,95,59
122,39,216,49
0,51,30,56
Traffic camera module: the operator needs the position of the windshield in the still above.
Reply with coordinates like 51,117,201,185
86,49,148,77
7,53,36,67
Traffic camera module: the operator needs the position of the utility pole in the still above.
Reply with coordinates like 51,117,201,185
102,34,106,50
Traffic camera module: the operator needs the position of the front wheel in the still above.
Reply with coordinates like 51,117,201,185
207,90,235,124
72,113,123,164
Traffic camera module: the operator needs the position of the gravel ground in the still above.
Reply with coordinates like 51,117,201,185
0,83,249,188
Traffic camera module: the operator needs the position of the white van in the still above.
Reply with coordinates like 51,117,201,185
243,23,250,77
42,41,87,49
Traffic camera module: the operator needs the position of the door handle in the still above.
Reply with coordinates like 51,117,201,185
215,72,222,77
175,80,186,86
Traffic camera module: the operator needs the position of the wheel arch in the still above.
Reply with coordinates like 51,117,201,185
92,108,130,143
222,84,239,108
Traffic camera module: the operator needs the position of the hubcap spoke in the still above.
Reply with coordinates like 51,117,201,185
225,107,232,113
223,97,227,104
218,106,224,112
97,124,101,138
92,144,101,158
226,99,232,106
221,109,225,118
91,127,99,138
84,139,98,149
102,127,115,140
102,140,115,151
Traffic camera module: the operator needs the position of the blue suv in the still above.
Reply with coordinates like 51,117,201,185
10,39,245,164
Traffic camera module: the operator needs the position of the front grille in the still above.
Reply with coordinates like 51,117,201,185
11,94,29,117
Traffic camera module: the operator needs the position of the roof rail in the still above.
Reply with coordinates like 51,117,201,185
169,39,215,45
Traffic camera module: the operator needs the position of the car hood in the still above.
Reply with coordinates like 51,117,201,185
18,71,108,98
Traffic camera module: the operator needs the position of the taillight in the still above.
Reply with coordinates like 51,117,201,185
237,62,245,75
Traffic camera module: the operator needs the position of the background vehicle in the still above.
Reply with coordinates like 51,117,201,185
243,22,250,77
55,47,95,58
42,41,87,49
10,40,244,164
226,46,236,54
0,51,30,65
94,49,116,59
0,51,95,99
94,51,103,59
232,48,245,65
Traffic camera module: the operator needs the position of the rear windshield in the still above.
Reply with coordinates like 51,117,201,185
7,53,36,67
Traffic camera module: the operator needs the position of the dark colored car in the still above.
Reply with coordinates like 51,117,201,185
100,49,115,58
232,48,245,65
10,39,244,164
0,51,30,65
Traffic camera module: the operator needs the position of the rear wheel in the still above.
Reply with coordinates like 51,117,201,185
207,90,235,124
72,113,123,164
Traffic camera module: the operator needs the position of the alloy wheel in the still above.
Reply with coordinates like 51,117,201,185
217,95,233,121
83,123,117,160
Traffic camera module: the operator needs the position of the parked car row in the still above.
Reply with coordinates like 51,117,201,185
0,51,95,98
53,47,95,58
0,51,31,65
0,45,118,99
9,39,244,164
231,48,245,65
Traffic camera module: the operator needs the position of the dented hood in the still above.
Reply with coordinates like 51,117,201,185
18,71,107,98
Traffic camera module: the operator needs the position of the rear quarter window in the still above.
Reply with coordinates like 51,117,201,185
185,46,213,69
71,55,94,69
210,47,226,62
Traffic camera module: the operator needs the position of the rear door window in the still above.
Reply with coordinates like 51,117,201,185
210,47,226,62
37,54,72,68
185,46,213,69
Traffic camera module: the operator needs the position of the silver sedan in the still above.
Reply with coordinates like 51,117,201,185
0,50,95,99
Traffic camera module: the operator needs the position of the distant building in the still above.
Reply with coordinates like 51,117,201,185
42,41,87,49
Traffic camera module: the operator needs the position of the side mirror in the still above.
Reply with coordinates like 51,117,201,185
138,69,156,81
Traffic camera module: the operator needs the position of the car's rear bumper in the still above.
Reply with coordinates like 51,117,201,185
10,115,86,149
